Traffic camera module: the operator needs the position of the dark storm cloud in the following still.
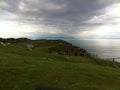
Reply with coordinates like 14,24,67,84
0,0,116,37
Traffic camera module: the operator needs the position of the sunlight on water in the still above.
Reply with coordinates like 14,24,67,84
66,39,120,60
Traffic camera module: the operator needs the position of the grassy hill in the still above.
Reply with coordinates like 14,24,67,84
0,39,120,90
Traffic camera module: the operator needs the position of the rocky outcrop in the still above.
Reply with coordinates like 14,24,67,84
49,41,90,57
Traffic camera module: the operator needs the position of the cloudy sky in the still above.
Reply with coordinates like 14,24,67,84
0,0,120,39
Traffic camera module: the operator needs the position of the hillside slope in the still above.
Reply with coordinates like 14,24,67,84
0,39,120,90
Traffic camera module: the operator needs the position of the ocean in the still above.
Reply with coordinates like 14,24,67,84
66,39,120,60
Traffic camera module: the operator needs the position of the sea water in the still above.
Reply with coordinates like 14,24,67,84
66,39,120,60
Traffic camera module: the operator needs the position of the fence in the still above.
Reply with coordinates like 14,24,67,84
107,57,120,68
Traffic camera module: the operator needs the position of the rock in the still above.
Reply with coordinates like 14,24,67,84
27,44,34,51
0,42,11,46
0,42,6,46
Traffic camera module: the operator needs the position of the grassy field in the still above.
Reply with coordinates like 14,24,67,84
0,40,120,90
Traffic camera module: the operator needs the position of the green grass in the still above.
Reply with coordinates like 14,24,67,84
0,40,120,90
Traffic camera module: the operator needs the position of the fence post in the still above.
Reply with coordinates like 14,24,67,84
112,58,116,68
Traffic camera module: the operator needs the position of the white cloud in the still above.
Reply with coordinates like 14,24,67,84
0,19,63,38
87,3,120,24
78,2,120,39
0,20,36,38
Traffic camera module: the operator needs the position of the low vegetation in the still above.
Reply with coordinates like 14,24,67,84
0,38,120,90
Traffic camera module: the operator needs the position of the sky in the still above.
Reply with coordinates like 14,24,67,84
0,0,120,39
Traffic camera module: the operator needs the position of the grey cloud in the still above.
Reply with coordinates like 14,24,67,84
0,0,116,37
1,0,21,13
